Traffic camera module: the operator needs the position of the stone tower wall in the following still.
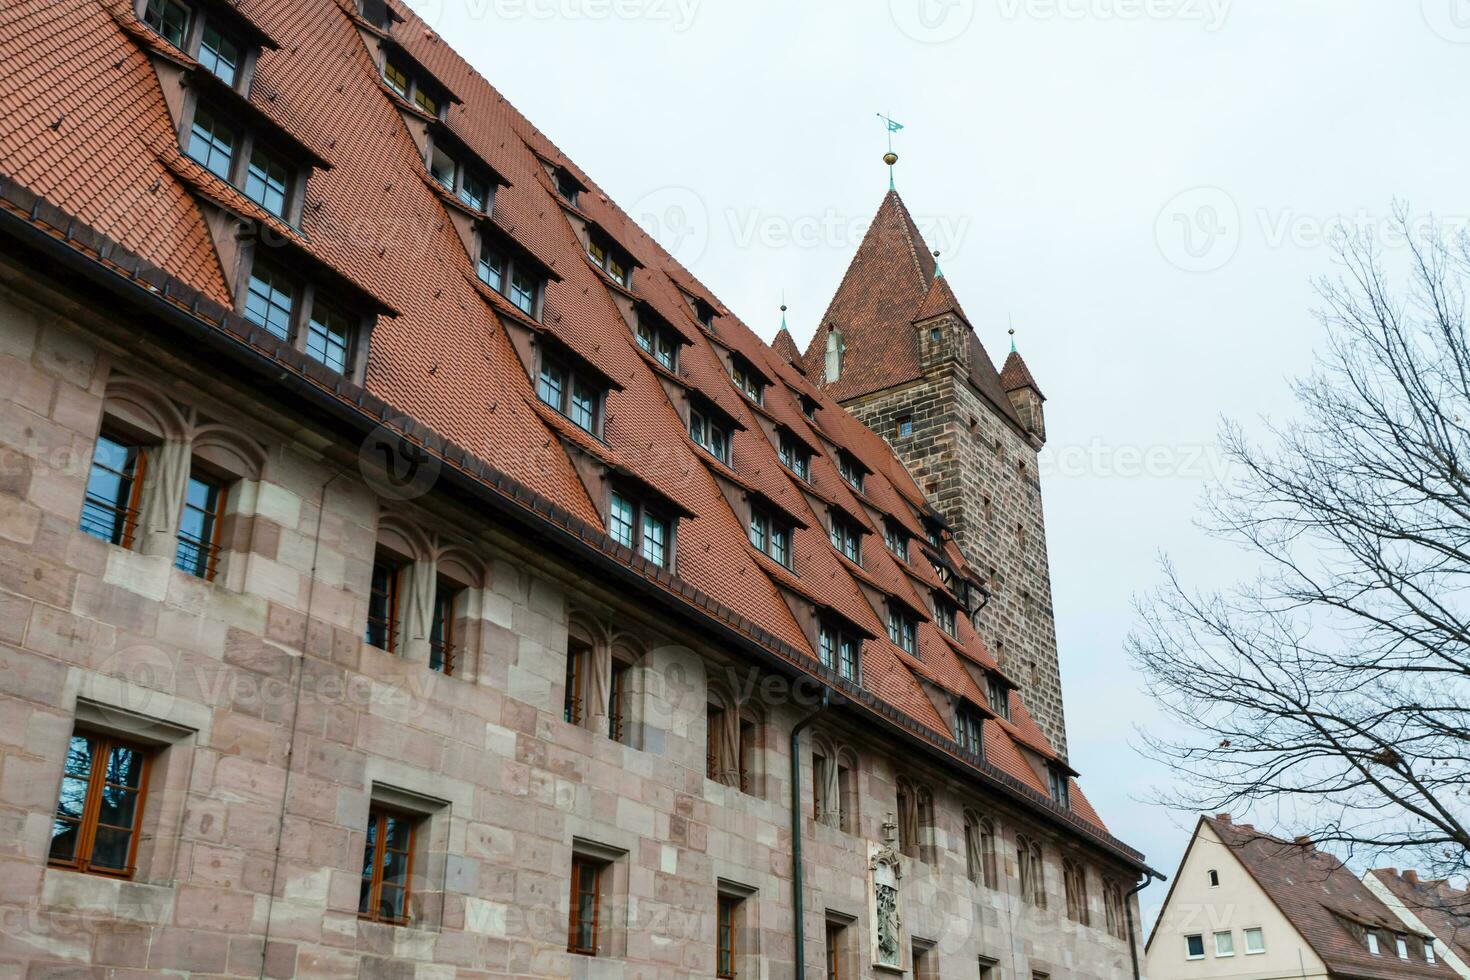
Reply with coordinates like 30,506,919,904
839,324,1067,757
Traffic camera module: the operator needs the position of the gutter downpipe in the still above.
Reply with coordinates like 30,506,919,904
790,689,831,980
1125,870,1165,980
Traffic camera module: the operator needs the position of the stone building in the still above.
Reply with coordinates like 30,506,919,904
0,0,1151,976
795,197,1066,755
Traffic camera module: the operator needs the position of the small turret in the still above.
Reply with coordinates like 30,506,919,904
999,332,1046,444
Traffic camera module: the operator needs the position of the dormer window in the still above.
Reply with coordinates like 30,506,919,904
609,490,672,568
731,358,764,404
186,105,237,179
384,59,409,97
553,167,583,207
987,676,1010,719
887,606,916,655
956,708,983,754
242,256,367,377
183,101,303,220
537,353,604,435
829,512,860,563
749,507,792,567
800,396,818,421
144,0,190,45
140,0,261,91
428,142,491,212
587,235,632,288
837,452,864,492
635,316,678,370
818,622,859,681
694,300,717,331
924,520,942,547
245,144,290,216
883,520,909,558
358,0,395,30
477,240,543,318
380,52,447,119
778,432,811,481
198,24,243,85
1048,766,1071,808
933,595,956,636
689,407,731,465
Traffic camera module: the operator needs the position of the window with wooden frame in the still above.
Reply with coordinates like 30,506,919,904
607,490,673,569
564,637,589,725
175,470,228,580
586,232,632,288
924,519,943,547
896,415,914,439
911,940,937,980
553,166,583,207
689,406,732,464
933,594,957,636
428,582,460,675
778,431,811,481
828,511,861,563
242,255,367,377
748,507,792,567
694,298,718,332
824,918,847,980
717,893,741,978
81,431,148,549
730,357,765,404
358,806,416,924
48,732,152,878
365,552,402,651
567,855,604,955
607,661,630,743
537,353,605,435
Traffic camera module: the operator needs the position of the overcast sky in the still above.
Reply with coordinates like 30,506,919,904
400,0,1470,924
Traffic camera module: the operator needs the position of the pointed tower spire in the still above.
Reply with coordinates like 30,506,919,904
772,300,803,367
932,249,943,279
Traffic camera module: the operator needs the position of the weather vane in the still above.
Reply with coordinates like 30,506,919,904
877,112,904,190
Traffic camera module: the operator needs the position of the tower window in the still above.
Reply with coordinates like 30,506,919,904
824,328,844,382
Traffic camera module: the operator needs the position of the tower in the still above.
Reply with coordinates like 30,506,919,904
802,190,1068,756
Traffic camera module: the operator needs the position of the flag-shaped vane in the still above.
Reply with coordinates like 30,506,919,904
877,113,904,189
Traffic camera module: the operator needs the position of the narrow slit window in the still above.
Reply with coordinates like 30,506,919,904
365,555,401,651
429,584,458,675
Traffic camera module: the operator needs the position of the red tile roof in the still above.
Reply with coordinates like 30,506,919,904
0,0,1134,858
1368,869,1470,969
1000,348,1044,399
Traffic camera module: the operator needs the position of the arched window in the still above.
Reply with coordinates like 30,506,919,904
964,810,998,888
1103,879,1127,940
1017,834,1046,908
706,683,757,795
812,736,858,833
1063,857,1089,925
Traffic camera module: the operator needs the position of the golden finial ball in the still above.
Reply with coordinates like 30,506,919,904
883,151,898,166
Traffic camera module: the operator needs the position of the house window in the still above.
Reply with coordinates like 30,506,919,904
1425,941,1436,964
608,662,630,742
476,240,543,318
1064,859,1089,925
828,513,860,563
1048,766,1071,808
48,732,151,878
818,623,859,681
1395,936,1409,960
553,167,581,206
887,607,916,655
427,141,490,212
883,521,908,557
695,300,717,331
563,638,588,724
143,0,190,46
837,452,864,491
243,258,362,376
934,596,956,636
383,59,409,97
429,584,458,674
245,260,295,339
1018,835,1045,907
716,895,740,979
731,360,764,404
81,432,146,548
358,806,415,924
1244,928,1265,954
925,521,942,547
896,415,913,438
586,234,632,288
365,553,401,651
825,919,847,980
749,508,792,567
306,299,353,374
689,408,731,464
198,23,242,86
607,491,671,568
912,941,935,980
1367,932,1381,955
537,356,603,435
1103,880,1127,940
245,145,290,216
413,85,438,117
1215,931,1235,957
779,432,811,480
175,471,227,580
187,104,237,179
381,54,444,119
987,677,1010,719
956,709,983,754
635,317,677,370
568,856,603,955
1207,868,1220,886
801,396,818,421
964,812,998,888
1185,934,1205,959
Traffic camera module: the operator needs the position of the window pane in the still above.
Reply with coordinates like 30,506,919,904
198,24,241,86
429,145,455,190
81,434,141,545
175,474,223,578
477,246,504,290
641,513,667,567
245,147,290,217
537,361,565,411
187,106,236,180
306,301,352,373
366,560,397,649
244,262,295,339
609,493,634,548
458,172,488,212
143,0,190,46
89,825,133,872
509,266,536,315
570,380,596,433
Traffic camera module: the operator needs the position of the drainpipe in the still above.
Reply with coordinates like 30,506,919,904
790,689,830,980
1125,870,1164,980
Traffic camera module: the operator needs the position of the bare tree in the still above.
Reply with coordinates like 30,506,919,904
1131,208,1470,890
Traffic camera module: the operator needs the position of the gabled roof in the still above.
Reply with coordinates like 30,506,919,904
1200,816,1456,980
1368,869,1470,973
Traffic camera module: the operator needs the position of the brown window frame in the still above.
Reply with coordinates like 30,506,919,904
48,732,153,879
825,919,845,980
429,582,457,675
81,431,149,550
567,855,603,956
358,805,416,925
176,470,229,581
717,894,739,978
366,554,402,652
608,661,630,742
564,639,588,725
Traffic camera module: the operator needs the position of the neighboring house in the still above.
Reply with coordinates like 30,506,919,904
1366,869,1470,978
1148,815,1455,980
